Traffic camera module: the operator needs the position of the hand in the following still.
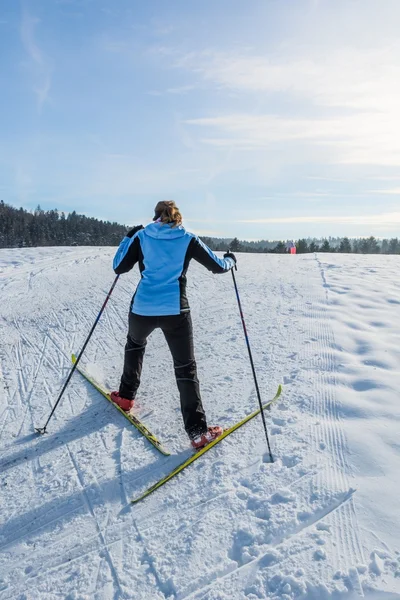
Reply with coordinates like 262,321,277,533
224,251,237,264
126,225,144,238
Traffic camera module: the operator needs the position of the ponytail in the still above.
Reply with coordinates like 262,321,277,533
153,201,182,228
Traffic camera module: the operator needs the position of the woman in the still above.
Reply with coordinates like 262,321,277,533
111,201,237,449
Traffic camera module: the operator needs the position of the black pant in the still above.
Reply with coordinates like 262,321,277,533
119,312,207,439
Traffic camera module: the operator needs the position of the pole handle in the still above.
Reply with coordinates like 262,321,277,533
227,247,238,271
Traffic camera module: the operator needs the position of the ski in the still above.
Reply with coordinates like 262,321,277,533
71,354,170,456
131,384,283,504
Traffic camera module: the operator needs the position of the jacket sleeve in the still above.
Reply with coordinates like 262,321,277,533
113,235,140,274
189,237,235,274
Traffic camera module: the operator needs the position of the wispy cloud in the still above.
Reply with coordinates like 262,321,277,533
367,176,400,181
187,228,225,237
241,212,400,227
20,8,52,111
152,23,175,37
306,176,351,183
367,188,400,195
174,45,400,167
178,46,400,112
165,84,196,95
186,111,400,166
148,84,197,96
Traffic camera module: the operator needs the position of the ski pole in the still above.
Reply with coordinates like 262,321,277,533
229,261,274,462
35,274,120,435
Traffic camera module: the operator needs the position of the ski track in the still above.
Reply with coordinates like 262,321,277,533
180,488,357,600
0,248,399,599
65,445,125,600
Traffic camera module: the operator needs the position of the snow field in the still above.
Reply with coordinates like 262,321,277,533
0,248,399,599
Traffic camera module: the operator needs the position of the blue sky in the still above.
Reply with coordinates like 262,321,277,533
1,0,400,239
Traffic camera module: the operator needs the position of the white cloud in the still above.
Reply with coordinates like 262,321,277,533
176,44,400,167
165,84,196,95
186,111,400,166
20,9,52,110
186,228,225,237
148,84,197,96
367,188,400,195
179,45,400,112
241,212,400,226
368,176,400,181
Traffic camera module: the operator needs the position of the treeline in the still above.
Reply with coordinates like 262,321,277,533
293,236,400,254
202,236,400,254
0,201,127,248
1,200,400,254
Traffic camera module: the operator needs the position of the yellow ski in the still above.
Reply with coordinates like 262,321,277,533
71,354,170,456
131,384,282,504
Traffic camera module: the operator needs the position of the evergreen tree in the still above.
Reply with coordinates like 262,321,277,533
339,237,352,253
320,239,332,252
272,241,286,253
360,236,380,254
296,239,309,253
0,201,128,248
229,237,242,252
381,239,389,254
368,236,380,254
388,238,400,254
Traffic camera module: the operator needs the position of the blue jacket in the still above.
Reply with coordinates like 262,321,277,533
113,222,235,316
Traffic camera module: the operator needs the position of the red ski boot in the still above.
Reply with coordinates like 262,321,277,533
110,391,134,412
191,426,223,450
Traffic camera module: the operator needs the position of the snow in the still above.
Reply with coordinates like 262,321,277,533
0,247,399,599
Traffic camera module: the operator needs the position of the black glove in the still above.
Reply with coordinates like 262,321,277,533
126,225,144,238
224,251,237,264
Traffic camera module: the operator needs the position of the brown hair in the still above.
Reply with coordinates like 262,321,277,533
153,200,182,228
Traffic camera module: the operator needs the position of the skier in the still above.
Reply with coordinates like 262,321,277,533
286,240,296,255
111,200,237,449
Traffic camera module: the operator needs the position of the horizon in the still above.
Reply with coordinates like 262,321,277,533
3,198,399,245
1,1,400,239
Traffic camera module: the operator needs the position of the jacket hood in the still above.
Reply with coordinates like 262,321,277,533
144,221,187,240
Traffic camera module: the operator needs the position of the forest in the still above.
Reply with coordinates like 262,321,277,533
1,200,400,254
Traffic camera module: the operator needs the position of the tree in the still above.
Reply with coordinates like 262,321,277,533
272,241,286,253
309,241,320,253
389,238,400,254
320,239,332,252
360,236,380,254
381,239,389,254
0,200,129,249
368,236,380,254
339,237,352,253
229,237,242,252
296,239,309,253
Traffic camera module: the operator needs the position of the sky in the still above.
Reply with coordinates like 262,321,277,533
1,0,400,240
